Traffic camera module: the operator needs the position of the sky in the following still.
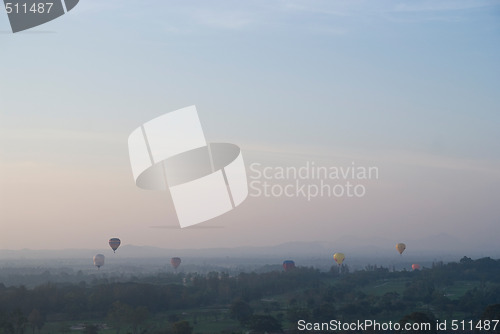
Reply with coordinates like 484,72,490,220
0,0,499,252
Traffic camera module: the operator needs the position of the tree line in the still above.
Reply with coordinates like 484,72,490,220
0,257,498,333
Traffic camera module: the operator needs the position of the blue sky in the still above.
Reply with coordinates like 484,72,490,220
0,1,499,251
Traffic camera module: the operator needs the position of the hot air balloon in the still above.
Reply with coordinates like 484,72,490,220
396,243,406,255
412,264,421,271
333,253,345,266
171,257,181,270
109,238,121,253
93,254,105,269
283,260,295,272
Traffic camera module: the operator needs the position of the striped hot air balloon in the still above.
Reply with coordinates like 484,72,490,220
109,238,121,253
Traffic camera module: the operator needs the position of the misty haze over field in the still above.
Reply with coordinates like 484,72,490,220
0,233,497,277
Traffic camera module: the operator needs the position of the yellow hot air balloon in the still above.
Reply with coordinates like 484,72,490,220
396,243,406,255
333,253,345,266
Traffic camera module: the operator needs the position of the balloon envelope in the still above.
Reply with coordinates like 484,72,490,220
283,260,295,271
333,253,345,265
171,257,182,269
109,238,121,252
93,254,105,269
412,264,421,271
396,243,406,255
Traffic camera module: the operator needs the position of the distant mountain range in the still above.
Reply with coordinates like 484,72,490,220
0,233,496,261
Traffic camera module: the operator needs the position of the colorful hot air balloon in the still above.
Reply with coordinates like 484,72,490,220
283,260,295,272
109,238,121,253
412,264,421,271
396,243,406,255
93,254,105,269
171,257,181,270
333,253,345,266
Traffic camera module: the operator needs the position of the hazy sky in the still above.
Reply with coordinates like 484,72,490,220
0,0,499,251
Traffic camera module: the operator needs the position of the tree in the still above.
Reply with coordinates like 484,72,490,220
313,303,336,323
249,315,282,333
481,304,500,333
340,264,350,274
229,299,253,326
167,314,181,323
27,309,44,334
482,304,500,319
107,302,133,334
130,306,149,334
83,324,99,334
106,302,148,334
460,256,473,264
11,309,28,334
398,311,437,333
171,320,193,334
286,307,311,324
0,310,14,334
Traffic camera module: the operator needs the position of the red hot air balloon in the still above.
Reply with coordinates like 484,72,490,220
412,264,421,271
109,238,121,253
283,260,295,272
171,257,181,270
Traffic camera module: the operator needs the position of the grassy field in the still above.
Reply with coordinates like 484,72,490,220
442,281,482,300
361,278,410,296
36,276,486,334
